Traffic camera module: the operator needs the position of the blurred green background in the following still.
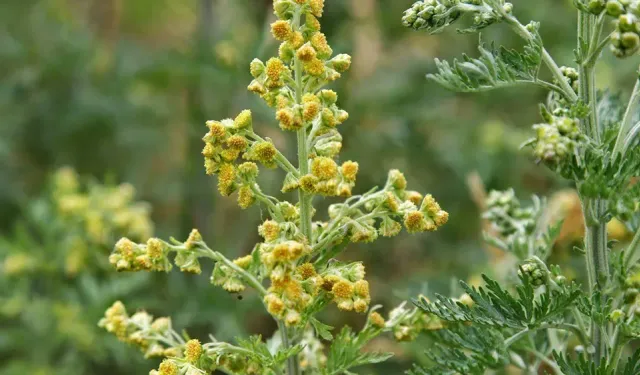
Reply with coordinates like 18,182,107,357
1,0,638,374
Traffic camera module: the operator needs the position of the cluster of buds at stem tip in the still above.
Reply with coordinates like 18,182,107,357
584,0,640,57
518,258,550,288
402,0,512,33
524,105,586,173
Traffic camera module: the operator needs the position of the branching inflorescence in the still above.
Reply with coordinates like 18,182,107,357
100,1,448,374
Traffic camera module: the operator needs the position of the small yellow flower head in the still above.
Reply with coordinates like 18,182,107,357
248,80,267,95
206,120,227,139
332,280,354,299
279,42,296,63
106,300,127,318
404,211,427,233
271,20,293,41
233,255,253,269
354,280,370,299
158,360,179,375
146,238,164,260
185,229,203,250
218,163,237,196
388,169,407,190
310,33,332,59
319,89,338,104
151,317,171,332
202,143,217,159
289,31,305,49
304,58,325,76
234,110,252,129
238,162,259,180
384,192,400,212
259,220,280,242
321,108,337,127
184,339,203,363
265,294,285,316
204,158,218,176
330,54,351,73
249,58,265,78
434,210,449,227
306,14,321,31
302,93,321,121
321,274,341,291
276,108,302,131
309,0,325,17
405,191,423,206
115,237,136,261
266,58,285,84
353,299,368,313
297,263,316,280
299,174,319,193
311,157,338,180
237,186,255,209
297,43,317,62
420,194,441,215
285,310,302,326
369,312,386,328
340,161,359,182
226,135,248,151
255,143,278,167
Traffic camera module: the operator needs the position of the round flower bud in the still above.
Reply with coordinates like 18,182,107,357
249,59,265,78
297,43,317,62
329,54,351,72
259,220,280,242
310,32,333,59
518,258,549,288
606,0,625,17
271,20,293,41
309,0,325,17
369,312,386,328
311,157,338,180
158,360,179,375
404,211,428,233
237,186,255,209
184,339,203,363
233,110,252,129
387,169,407,190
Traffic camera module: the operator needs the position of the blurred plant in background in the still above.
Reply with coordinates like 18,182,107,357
0,0,638,373
0,167,154,374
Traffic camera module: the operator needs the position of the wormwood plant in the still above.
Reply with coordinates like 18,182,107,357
403,0,640,373
99,1,449,374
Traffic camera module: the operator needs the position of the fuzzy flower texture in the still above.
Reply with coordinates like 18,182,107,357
101,1,448,374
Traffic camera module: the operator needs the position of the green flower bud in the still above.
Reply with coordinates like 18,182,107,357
606,0,625,17
588,0,606,14
518,258,549,288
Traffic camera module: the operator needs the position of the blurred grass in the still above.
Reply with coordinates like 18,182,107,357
0,0,639,374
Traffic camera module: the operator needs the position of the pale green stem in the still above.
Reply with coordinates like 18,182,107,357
613,74,640,157
504,323,585,348
624,226,640,271
247,132,299,177
500,13,578,103
196,242,268,295
576,10,609,364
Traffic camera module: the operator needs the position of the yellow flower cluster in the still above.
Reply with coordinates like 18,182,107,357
202,111,281,211
108,237,172,272
98,301,179,359
320,262,371,312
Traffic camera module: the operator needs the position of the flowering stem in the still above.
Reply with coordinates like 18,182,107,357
576,10,609,364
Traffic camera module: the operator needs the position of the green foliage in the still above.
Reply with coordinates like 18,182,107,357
428,36,545,93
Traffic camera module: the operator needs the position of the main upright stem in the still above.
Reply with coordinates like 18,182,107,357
578,11,609,364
